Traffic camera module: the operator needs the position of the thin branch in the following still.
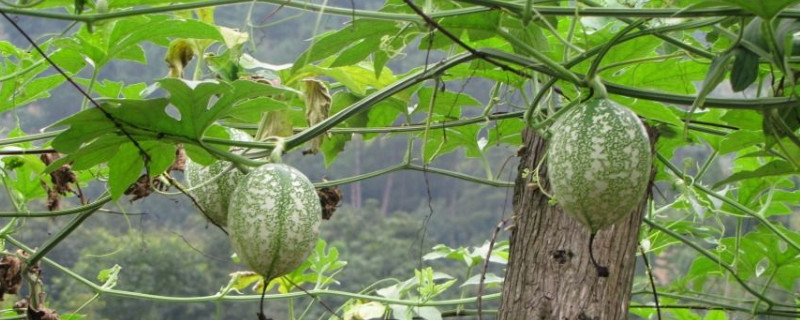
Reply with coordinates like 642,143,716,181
401,0,538,81
455,0,800,19
642,217,777,306
169,231,230,263
8,235,508,306
5,1,800,24
281,276,342,320
161,174,228,235
0,0,485,23
25,204,101,267
0,195,111,218
0,148,55,155
657,153,800,254
476,219,508,320
639,245,662,320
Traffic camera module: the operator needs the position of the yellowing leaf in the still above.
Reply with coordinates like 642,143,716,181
218,26,249,49
165,39,195,78
302,79,332,154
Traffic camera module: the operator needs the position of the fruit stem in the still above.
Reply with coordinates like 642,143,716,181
269,138,285,164
588,76,608,99
257,283,271,320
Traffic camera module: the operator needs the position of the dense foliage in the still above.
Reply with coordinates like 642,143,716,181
0,0,799,319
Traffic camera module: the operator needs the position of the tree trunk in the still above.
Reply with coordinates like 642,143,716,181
498,128,653,320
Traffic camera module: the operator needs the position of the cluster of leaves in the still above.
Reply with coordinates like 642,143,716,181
0,0,799,319
338,241,508,320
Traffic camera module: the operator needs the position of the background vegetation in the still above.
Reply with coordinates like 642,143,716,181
0,0,799,319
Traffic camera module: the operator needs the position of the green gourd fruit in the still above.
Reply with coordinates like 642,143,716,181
184,129,252,227
547,98,651,232
227,163,321,280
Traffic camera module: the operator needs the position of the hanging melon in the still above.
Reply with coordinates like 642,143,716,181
184,129,253,227
227,163,321,280
547,98,651,232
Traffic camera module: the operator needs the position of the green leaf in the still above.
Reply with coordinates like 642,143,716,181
443,63,526,88
307,239,347,285
330,37,382,68
439,11,500,42
602,60,706,94
775,264,800,291
60,314,86,320
691,51,733,117
686,255,728,290
75,79,148,99
227,96,289,123
487,118,525,149
613,97,684,126
293,20,402,72
49,48,88,74
502,15,550,55
143,141,176,176
721,109,763,130
51,78,295,158
423,244,478,267
300,64,397,96
54,35,108,65
320,135,349,168
421,124,484,163
461,273,504,288
57,15,226,67
703,310,728,320
717,0,800,19
730,47,759,92
727,160,786,205
7,74,65,108
47,135,127,173
715,130,763,154
0,48,67,110
415,87,481,118
714,160,797,187
746,226,800,266
763,105,800,149
108,143,145,200
185,124,230,165
597,36,662,68
1,154,47,201
318,89,407,165
94,264,121,287
49,102,141,154
106,15,223,62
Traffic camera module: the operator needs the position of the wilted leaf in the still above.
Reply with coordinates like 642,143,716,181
229,271,262,291
302,79,332,155
343,302,386,320
165,39,195,78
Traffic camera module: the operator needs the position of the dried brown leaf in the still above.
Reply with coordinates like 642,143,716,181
316,186,343,220
302,79,331,155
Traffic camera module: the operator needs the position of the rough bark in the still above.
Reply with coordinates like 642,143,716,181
497,128,653,320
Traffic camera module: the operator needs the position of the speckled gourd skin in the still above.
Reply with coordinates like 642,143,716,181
227,163,321,280
184,129,252,227
547,98,651,232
